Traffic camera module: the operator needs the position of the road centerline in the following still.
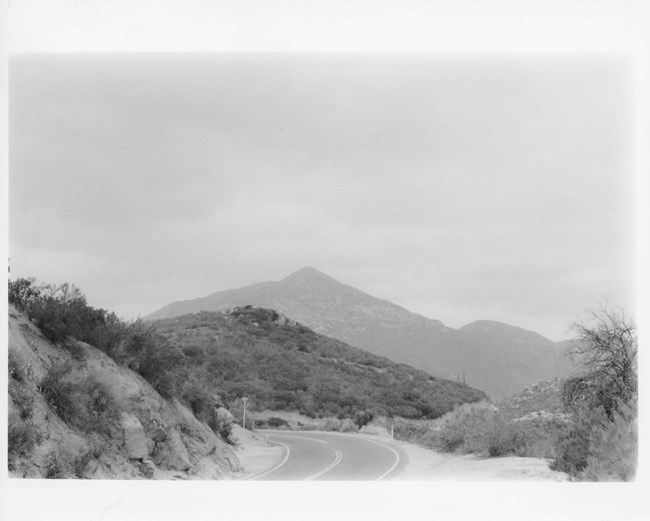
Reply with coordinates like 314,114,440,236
306,449,342,480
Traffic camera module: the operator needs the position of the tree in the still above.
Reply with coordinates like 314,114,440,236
563,306,637,418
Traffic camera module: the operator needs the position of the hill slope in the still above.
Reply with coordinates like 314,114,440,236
8,304,240,479
149,306,488,420
147,268,572,398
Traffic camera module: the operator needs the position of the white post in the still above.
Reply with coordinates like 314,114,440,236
391,423,394,439
242,397,248,430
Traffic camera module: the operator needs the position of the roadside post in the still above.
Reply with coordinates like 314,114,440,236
242,397,248,430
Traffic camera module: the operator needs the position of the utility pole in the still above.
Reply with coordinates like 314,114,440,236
242,397,248,430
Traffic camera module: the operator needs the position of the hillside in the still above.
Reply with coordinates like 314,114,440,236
8,304,240,479
147,267,573,398
149,306,488,420
496,378,567,421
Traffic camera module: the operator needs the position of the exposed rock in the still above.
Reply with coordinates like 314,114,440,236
152,428,192,471
121,413,148,460
141,459,156,479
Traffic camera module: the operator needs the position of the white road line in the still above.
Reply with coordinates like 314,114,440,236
305,449,342,481
272,434,329,444
358,438,401,481
246,441,291,480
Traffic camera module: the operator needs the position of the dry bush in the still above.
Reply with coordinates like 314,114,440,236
8,410,36,468
581,402,637,481
40,365,119,436
553,400,637,481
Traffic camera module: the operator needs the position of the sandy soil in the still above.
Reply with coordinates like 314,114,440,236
387,438,568,481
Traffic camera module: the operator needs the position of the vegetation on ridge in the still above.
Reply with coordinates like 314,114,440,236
150,306,487,421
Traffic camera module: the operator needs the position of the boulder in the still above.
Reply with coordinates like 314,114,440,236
152,428,192,471
121,413,148,460
141,459,156,479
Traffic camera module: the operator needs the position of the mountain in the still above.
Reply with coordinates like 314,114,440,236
150,306,488,419
146,267,573,398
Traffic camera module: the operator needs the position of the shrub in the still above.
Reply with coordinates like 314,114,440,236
266,417,290,429
428,404,548,458
205,409,236,444
45,451,64,479
9,351,26,382
123,320,183,398
564,308,637,418
484,415,525,457
339,418,357,432
40,364,78,424
354,410,374,429
74,449,94,479
8,410,35,460
8,277,40,311
552,400,637,481
550,406,607,476
581,401,637,481
39,365,119,436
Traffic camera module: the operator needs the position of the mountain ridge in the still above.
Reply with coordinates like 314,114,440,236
146,268,573,398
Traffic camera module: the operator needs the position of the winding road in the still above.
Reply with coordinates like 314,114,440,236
247,431,407,481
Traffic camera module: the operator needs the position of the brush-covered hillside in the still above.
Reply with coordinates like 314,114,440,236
147,267,573,398
150,306,488,421
8,279,241,479
8,304,240,479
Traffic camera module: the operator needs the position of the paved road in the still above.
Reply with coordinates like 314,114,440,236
247,431,407,481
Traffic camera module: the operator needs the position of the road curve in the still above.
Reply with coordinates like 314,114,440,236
248,431,406,481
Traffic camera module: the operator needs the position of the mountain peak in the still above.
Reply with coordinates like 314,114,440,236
281,267,339,285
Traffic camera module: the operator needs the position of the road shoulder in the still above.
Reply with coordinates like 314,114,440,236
231,426,286,479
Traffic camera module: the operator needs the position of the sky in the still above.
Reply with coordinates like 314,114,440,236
8,53,636,340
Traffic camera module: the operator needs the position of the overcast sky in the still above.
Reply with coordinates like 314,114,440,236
9,53,635,340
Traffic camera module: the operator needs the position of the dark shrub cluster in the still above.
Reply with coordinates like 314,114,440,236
39,364,119,436
9,279,127,354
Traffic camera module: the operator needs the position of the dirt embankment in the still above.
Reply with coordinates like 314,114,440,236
8,305,240,479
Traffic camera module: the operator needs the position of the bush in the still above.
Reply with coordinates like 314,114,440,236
40,365,119,436
8,411,35,461
9,351,26,382
266,417,290,429
123,320,183,398
581,401,637,481
564,308,637,418
45,451,64,479
552,401,637,480
40,364,78,424
354,410,374,429
484,415,525,457
8,277,40,311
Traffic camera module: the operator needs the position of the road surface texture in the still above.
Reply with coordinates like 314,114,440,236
247,430,407,481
